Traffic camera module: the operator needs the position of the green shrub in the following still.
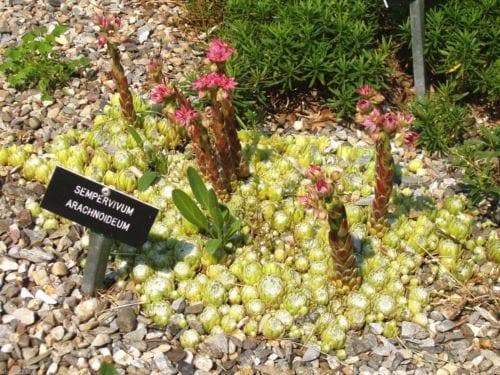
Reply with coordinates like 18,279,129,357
221,0,392,124
409,83,473,154
0,24,89,99
399,0,500,103
450,126,499,205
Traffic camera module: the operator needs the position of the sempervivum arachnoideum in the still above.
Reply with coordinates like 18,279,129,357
4,73,500,357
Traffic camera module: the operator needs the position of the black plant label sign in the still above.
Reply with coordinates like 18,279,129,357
41,166,158,247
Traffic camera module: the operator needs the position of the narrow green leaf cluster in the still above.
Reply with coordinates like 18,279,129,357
409,84,473,155
98,363,118,375
220,0,392,124
0,24,89,100
399,0,499,103
450,126,500,205
172,167,241,261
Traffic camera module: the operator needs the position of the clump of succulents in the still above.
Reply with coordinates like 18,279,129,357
2,127,499,355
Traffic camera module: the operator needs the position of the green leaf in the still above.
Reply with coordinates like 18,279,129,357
99,363,118,375
172,189,209,231
138,170,159,191
127,126,144,147
52,24,68,38
206,189,223,236
187,167,209,210
205,238,223,255
226,219,242,239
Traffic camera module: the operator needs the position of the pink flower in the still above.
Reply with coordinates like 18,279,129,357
218,75,237,91
357,84,376,99
147,59,161,72
113,17,122,28
193,73,237,96
398,112,414,126
382,112,399,133
206,38,235,63
95,15,121,31
362,108,382,133
298,195,313,208
97,35,107,48
404,131,420,147
174,105,198,126
315,179,333,197
95,15,111,29
304,164,323,180
150,84,173,103
356,99,372,114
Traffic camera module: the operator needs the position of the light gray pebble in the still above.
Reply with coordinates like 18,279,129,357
91,333,111,347
75,298,98,322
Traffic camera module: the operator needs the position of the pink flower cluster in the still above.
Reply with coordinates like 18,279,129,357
95,14,121,48
95,15,121,31
298,165,334,219
193,72,237,97
150,84,173,104
97,35,107,48
357,84,377,98
206,38,235,63
355,84,418,144
174,104,198,126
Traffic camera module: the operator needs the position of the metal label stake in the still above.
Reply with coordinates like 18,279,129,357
409,0,426,97
82,231,114,296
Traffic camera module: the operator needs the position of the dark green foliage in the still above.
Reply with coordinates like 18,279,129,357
399,0,499,103
0,24,89,99
221,0,392,124
451,127,500,205
172,167,241,261
409,84,473,154
99,363,118,375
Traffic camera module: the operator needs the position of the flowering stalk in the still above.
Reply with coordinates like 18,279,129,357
200,39,249,180
327,198,362,290
107,43,136,123
372,132,394,231
96,15,136,124
299,165,361,290
219,95,249,179
173,103,230,198
203,106,234,198
206,92,237,185
355,85,417,236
